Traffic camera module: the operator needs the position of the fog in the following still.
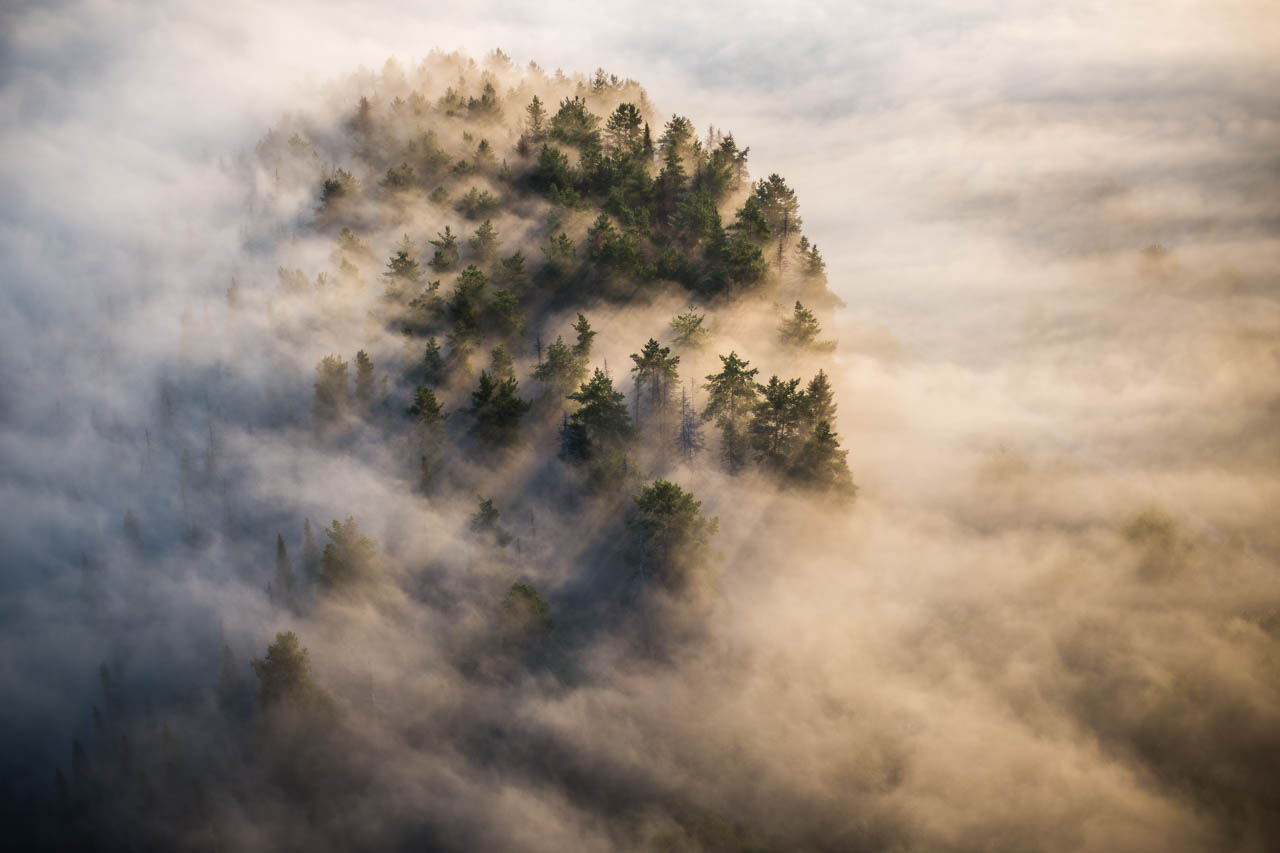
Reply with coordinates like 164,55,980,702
2,2,1278,850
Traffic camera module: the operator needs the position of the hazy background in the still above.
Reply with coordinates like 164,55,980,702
3,1,1279,850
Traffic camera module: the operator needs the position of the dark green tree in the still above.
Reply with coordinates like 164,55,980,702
383,234,423,299
605,102,644,156
533,335,587,395
702,352,759,472
629,338,680,429
353,350,375,407
469,371,531,445
250,632,331,711
568,368,633,452
670,307,709,346
488,344,515,379
747,375,804,470
317,517,378,588
791,421,856,496
778,301,831,349
631,480,718,588
525,95,547,139
754,173,802,266
572,313,596,359
313,355,350,425
428,226,460,271
422,337,445,384
407,385,444,426
468,219,500,261
470,496,511,545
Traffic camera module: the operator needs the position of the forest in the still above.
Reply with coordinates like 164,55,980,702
37,51,862,851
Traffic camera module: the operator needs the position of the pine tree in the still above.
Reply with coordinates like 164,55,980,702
778,301,831,350
250,632,331,711
801,370,837,427
489,345,515,379
572,313,596,359
791,421,856,497
318,517,378,588
407,386,444,426
468,219,500,260
525,95,547,139
354,350,375,407
747,375,804,471
313,355,350,426
629,338,680,430
670,307,708,346
568,368,632,452
422,337,445,384
631,480,718,588
533,335,587,395
702,352,759,473
428,226,460,271
383,234,423,299
469,371,531,445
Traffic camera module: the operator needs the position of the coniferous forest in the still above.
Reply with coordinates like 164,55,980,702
32,53,862,851
6,26,1280,853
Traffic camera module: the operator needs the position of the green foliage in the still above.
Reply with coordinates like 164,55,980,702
525,95,547,139
250,632,329,710
533,335,586,395
630,338,680,427
468,218,500,260
318,516,379,588
354,350,375,407
408,385,444,426
753,173,801,239
631,480,718,588
429,226,460,271
572,313,596,358
488,288,524,337
778,301,832,350
673,191,723,248
469,371,531,445
381,162,416,191
702,352,759,472
670,307,709,346
568,368,632,452
747,375,804,470
495,251,528,290
604,102,644,156
313,354,350,425
320,168,357,208
474,138,496,170
488,344,514,379
421,337,445,384
383,234,423,299
586,214,646,277
470,497,509,545
457,186,499,219
549,96,601,147
790,420,856,496
529,144,579,204
448,264,489,343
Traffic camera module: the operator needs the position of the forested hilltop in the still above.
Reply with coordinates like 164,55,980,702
42,51,860,852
